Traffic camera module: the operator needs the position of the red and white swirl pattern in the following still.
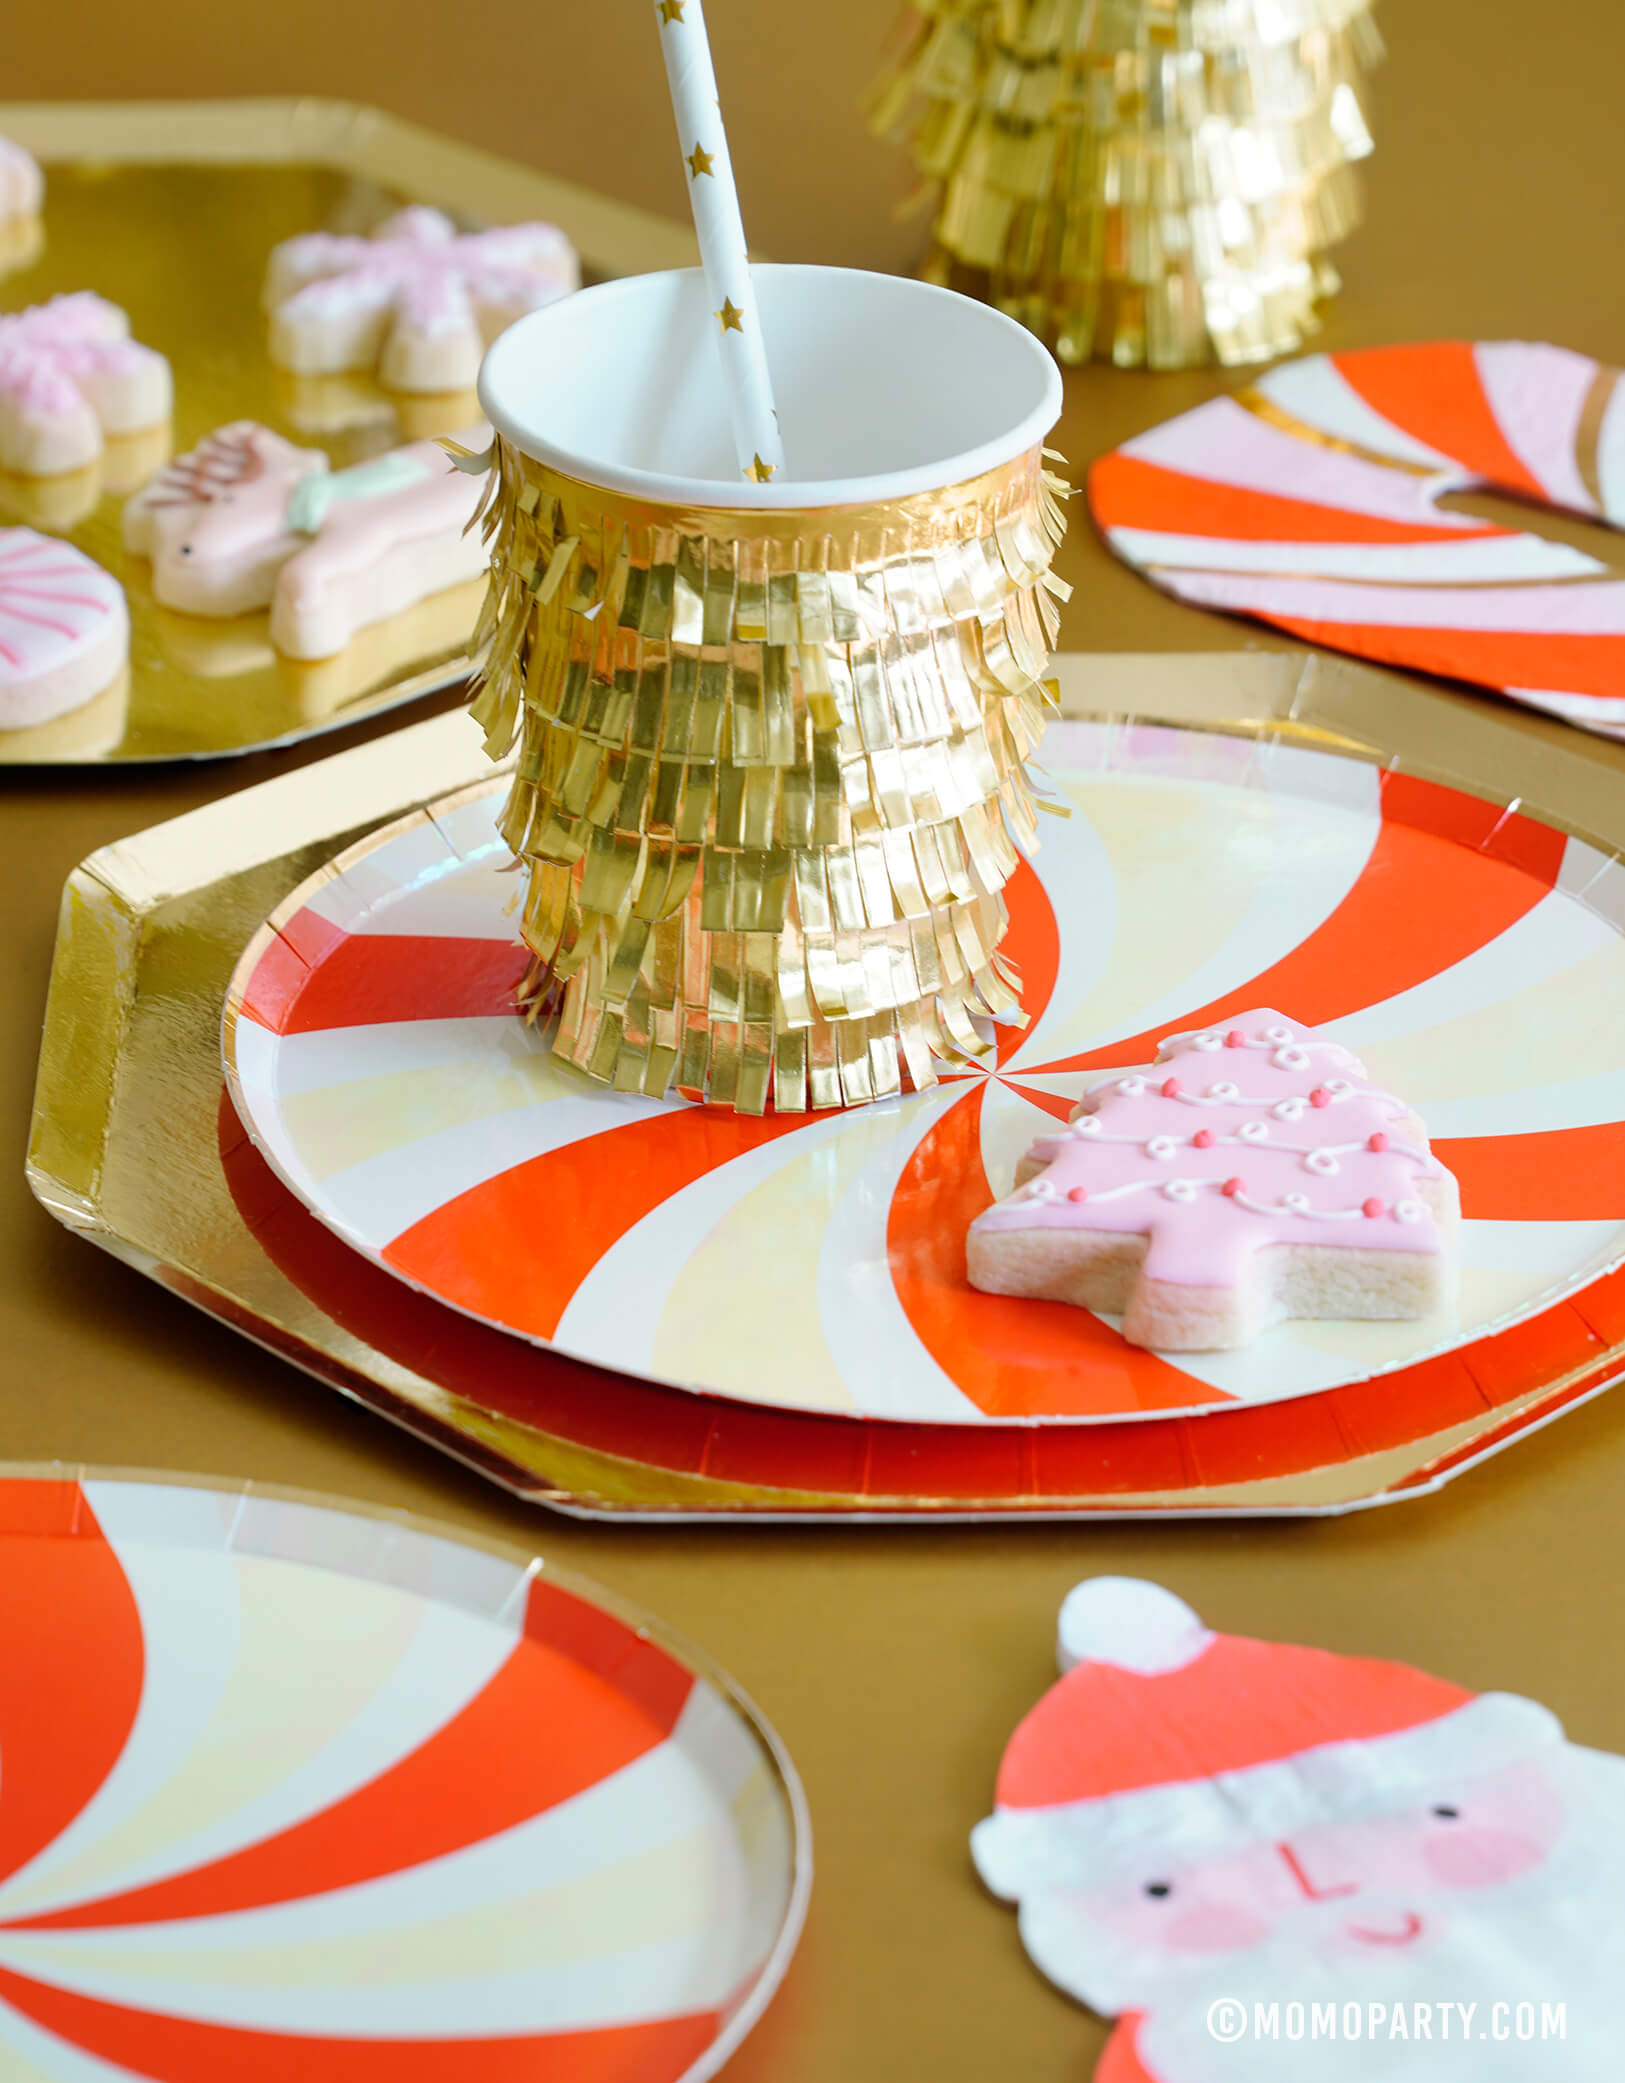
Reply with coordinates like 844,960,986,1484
0,1475,805,2081
223,721,1625,1427
1090,341,1625,739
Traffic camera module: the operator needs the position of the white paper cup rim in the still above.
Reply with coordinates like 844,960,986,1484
478,263,1064,511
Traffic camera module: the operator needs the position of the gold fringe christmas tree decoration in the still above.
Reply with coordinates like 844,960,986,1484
464,440,1070,1114
869,0,1382,370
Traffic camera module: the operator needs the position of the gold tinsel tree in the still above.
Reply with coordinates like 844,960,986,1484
870,0,1382,370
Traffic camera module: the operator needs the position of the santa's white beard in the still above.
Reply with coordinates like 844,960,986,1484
1016,1745,1625,2082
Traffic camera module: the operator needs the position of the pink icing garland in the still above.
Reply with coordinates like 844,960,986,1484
971,1010,1449,1289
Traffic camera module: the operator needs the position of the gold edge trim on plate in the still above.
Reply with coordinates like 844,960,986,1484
27,651,1625,1516
83,708,505,913
1052,651,1625,849
0,1456,813,2055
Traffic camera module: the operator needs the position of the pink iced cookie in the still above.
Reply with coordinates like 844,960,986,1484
124,420,488,660
0,528,128,729
967,1008,1459,1350
0,136,43,221
263,205,578,393
0,293,172,477
123,422,329,616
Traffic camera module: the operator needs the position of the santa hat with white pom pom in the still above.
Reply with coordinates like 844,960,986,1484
971,1578,1563,1900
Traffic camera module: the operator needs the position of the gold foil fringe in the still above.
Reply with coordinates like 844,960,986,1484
466,442,1071,1113
869,0,1382,370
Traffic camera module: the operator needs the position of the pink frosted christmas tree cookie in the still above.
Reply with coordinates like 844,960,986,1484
0,293,172,477
973,1578,1622,2081
0,527,128,729
123,419,488,659
968,1009,1459,1350
263,205,579,393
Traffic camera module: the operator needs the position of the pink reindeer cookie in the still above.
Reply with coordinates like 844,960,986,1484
0,527,128,730
0,294,172,477
264,205,578,393
124,420,488,660
968,1009,1459,1351
123,422,328,615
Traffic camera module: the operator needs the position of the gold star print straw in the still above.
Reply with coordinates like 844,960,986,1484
654,0,787,483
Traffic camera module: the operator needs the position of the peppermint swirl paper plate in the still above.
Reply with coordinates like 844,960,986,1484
0,1470,806,2080
223,720,1625,1425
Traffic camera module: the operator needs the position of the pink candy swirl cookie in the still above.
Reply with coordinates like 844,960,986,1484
0,528,128,729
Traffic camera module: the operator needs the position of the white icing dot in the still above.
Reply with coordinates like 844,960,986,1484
1118,1076,1146,1097
1147,1136,1178,1161
1027,1178,1059,1201
1264,1024,1294,1044
1283,1192,1310,1212
1238,1120,1270,1143
1273,1099,1306,1121
1273,1045,1310,1070
1065,1117,1101,1138
1207,1081,1240,1101
1395,1200,1424,1224
1163,1179,1198,1203
1324,1078,1351,1096
1305,1150,1340,1175
1192,1033,1223,1052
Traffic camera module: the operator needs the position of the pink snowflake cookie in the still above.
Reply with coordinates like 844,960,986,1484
0,527,128,729
263,205,579,393
0,294,172,478
968,1009,1460,1350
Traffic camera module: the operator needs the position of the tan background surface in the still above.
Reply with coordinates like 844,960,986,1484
7,5,1625,2078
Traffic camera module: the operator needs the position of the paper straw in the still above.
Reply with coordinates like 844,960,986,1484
653,0,787,484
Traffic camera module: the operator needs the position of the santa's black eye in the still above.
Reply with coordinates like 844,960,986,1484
1431,1805,1460,1820
1144,1880,1173,1898
179,545,192,556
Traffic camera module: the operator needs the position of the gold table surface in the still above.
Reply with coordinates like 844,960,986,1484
8,11,1625,2076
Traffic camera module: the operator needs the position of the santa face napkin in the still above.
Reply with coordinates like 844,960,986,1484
1089,342,1625,742
974,1578,1621,2079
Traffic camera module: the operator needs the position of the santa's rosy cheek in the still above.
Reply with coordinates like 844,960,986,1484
1160,1902,1275,1953
1423,1827,1548,1889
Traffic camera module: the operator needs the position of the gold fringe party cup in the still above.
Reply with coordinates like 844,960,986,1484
870,0,1382,371
469,264,1067,1114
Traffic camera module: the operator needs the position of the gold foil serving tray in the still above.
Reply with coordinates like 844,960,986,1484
0,98,696,762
